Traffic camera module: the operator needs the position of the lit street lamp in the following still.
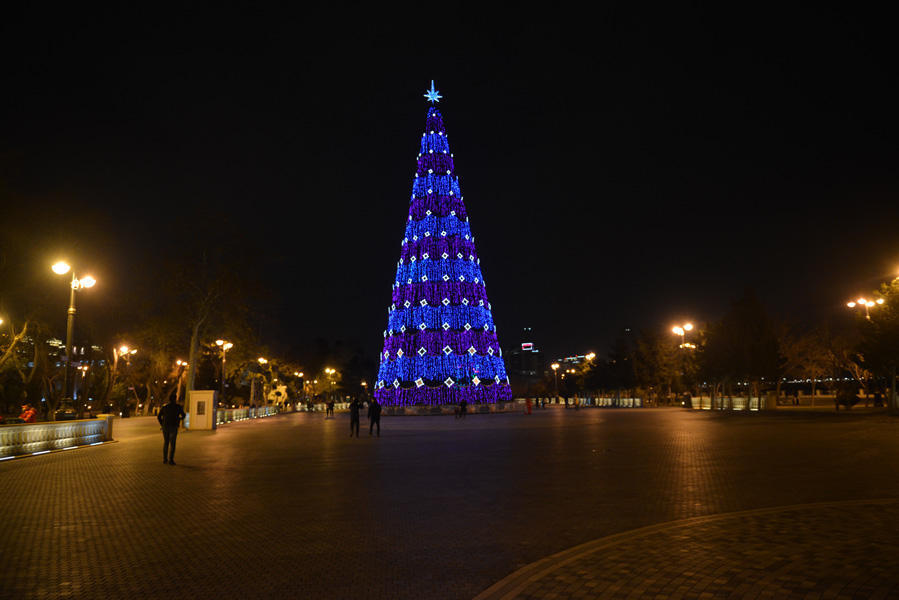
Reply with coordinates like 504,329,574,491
324,368,336,402
846,297,883,320
293,371,305,402
175,359,189,404
551,363,560,401
215,340,233,405
671,322,695,349
52,261,96,404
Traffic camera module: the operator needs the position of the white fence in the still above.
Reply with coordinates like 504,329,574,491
0,416,114,459
215,405,280,426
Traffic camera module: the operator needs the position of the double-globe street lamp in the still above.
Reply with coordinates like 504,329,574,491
846,297,883,320
293,371,304,404
175,359,189,404
324,368,336,403
671,323,695,349
52,261,96,403
215,340,234,406
551,362,560,401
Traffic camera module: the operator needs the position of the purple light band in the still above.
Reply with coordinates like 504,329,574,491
408,196,468,220
416,153,455,176
375,383,512,406
391,281,489,306
383,330,501,356
399,237,477,261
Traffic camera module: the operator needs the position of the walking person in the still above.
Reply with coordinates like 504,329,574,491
157,392,186,465
349,398,361,437
368,397,382,437
459,398,467,419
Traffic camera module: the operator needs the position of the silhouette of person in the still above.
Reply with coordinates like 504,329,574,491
157,392,186,465
349,398,361,437
368,397,382,436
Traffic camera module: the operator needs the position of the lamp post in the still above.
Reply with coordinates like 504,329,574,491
215,340,233,406
324,368,336,403
117,345,138,415
256,357,268,405
846,297,883,320
551,363,560,402
293,371,304,404
175,360,189,404
52,261,96,404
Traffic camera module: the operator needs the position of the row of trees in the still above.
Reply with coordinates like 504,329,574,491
0,232,376,420
540,286,899,411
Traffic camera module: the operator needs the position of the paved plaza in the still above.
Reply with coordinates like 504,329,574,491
3,407,899,599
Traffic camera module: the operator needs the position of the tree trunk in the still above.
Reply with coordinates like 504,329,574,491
186,321,202,394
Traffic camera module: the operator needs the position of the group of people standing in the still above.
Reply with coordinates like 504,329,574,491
348,397,381,437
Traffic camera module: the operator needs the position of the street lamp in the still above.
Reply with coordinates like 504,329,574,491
846,297,883,320
551,363,560,401
175,359,189,403
52,261,97,403
215,340,233,405
324,368,336,402
672,323,695,349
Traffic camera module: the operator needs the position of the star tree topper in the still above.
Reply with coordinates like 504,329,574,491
424,80,442,103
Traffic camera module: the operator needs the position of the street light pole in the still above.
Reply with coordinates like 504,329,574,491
215,340,233,407
52,262,96,405
551,363,560,403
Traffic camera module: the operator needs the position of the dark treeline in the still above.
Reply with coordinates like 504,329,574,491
0,222,376,420
527,286,899,412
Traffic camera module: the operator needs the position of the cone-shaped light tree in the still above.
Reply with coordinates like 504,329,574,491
375,82,512,406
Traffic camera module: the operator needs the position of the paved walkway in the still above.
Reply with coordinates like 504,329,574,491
2,408,899,599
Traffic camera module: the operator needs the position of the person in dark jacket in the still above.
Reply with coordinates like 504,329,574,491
349,398,361,437
368,398,382,437
157,392,186,465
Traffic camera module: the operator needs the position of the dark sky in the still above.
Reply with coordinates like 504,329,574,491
2,5,897,361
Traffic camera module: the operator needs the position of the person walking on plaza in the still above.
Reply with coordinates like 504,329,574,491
368,397,382,437
349,398,361,437
459,398,467,419
157,392,186,465
327,399,335,418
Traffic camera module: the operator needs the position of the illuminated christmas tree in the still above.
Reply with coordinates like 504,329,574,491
375,82,512,406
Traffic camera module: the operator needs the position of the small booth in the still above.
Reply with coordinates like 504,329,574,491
188,390,217,430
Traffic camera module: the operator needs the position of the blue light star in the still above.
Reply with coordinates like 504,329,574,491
424,80,442,103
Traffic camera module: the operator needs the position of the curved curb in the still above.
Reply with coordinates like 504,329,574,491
473,497,899,600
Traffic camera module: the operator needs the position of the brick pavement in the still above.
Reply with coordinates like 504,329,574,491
2,408,899,599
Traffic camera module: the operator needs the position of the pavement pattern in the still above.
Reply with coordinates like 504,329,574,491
2,408,899,599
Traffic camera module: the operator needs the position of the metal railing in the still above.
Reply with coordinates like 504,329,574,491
0,415,114,458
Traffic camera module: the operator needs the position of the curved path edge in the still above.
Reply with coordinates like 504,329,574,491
473,497,899,600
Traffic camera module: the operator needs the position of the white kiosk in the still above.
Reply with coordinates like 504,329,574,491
188,390,217,430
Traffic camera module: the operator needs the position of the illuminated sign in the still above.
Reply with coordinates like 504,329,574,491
521,343,534,351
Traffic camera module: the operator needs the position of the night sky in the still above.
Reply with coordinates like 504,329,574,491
2,6,897,361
